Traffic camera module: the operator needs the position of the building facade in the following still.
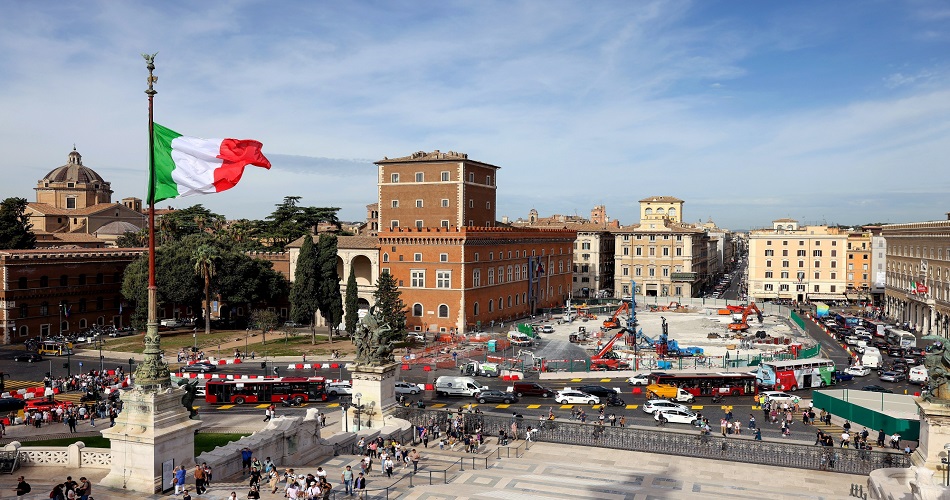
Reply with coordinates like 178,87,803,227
747,219,849,303
846,232,873,302
612,197,710,299
882,216,950,338
0,248,144,344
378,226,575,333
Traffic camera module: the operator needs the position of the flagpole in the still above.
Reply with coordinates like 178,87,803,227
137,53,171,390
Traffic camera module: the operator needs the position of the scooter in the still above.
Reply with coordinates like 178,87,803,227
711,394,724,404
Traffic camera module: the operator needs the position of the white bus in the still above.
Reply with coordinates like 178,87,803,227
886,328,917,349
756,358,836,391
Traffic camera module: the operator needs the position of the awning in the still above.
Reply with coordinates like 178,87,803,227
807,293,848,300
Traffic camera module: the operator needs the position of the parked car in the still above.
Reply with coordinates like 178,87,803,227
845,366,871,377
475,389,518,404
540,325,555,334
626,374,651,386
862,385,894,393
160,318,184,328
394,381,421,395
654,408,698,425
327,381,353,396
180,362,217,373
641,399,689,414
879,371,905,383
13,353,42,363
554,390,599,405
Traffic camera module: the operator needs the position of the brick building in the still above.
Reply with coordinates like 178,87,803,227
0,248,145,344
374,150,574,333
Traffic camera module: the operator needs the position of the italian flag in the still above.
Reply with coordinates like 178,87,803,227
150,123,272,203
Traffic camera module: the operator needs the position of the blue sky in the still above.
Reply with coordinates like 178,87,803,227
1,0,948,230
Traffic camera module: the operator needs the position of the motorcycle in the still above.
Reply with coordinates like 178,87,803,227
711,394,724,404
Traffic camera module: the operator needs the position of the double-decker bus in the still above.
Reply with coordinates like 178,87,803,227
756,358,836,391
204,377,328,405
651,372,758,398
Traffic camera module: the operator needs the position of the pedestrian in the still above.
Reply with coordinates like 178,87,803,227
76,477,91,500
341,465,354,496
355,472,367,499
182,488,193,500
194,463,206,494
384,456,394,477
241,446,253,475
748,414,756,430
754,427,762,441
14,476,31,497
203,462,213,487
877,429,886,447
409,448,421,473
841,431,851,448
263,406,271,422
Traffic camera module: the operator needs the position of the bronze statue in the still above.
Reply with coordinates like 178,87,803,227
353,306,397,366
177,378,200,419
922,342,949,402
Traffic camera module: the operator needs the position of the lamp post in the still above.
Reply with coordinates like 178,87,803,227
943,443,950,486
354,392,363,431
128,358,135,383
245,328,250,358
98,336,104,373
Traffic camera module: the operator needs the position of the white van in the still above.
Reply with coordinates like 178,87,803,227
861,347,882,369
435,376,486,397
909,365,929,385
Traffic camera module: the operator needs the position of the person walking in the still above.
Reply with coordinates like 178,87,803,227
341,465,354,496
409,448,421,474
14,476,30,497
355,472,367,499
194,463,206,494
76,477,91,500
172,466,186,495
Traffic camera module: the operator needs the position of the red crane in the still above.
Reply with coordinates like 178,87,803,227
590,329,630,371
728,303,763,331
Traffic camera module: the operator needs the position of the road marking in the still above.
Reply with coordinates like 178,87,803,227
600,378,612,383
218,405,235,410
430,403,447,408
691,406,704,410
752,405,761,410
625,404,638,409
570,378,582,382
496,404,510,409
526,404,541,409
326,403,340,408
559,405,573,409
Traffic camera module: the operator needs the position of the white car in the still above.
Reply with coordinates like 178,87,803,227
540,325,555,333
554,390,599,405
394,381,421,395
654,408,698,425
641,399,689,414
626,374,651,386
845,366,872,377
327,381,353,396
761,391,796,403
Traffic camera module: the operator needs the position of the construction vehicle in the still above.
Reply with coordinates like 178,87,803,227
507,331,534,346
602,301,630,329
630,317,703,357
577,306,597,321
569,326,589,343
589,329,631,371
517,349,548,372
728,303,763,331
459,361,500,377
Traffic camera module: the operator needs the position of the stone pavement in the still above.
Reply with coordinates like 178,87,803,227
0,433,867,499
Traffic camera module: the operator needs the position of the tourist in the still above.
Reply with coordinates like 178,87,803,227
182,488,192,500
14,476,30,497
409,448,421,473
341,465,354,496
194,463,206,494
246,484,260,499
203,462,213,487
240,446,253,475
355,472,367,499
76,477,91,500
50,483,65,500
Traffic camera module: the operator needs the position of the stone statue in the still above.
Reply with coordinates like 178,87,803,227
922,342,949,402
177,378,200,419
353,306,397,367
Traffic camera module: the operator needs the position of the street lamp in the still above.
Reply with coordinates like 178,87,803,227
128,358,134,383
245,328,250,358
354,392,363,431
943,443,950,486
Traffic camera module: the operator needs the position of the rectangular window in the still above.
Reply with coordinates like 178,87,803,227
486,202,491,209
441,199,449,207
766,260,772,267
415,220,423,228
765,250,774,256
813,250,822,257
469,200,474,208
391,200,399,208
765,271,773,278
416,199,423,208
623,247,629,256
830,285,837,293
796,284,805,291
441,171,450,181
414,253,422,262
814,284,820,292
675,286,682,295
662,247,669,256
782,250,788,257
648,268,655,277
814,260,821,268
782,261,789,268
436,271,451,288
622,267,629,276
764,284,773,291
831,250,837,257
411,270,425,288
635,247,642,256
440,253,448,262
635,267,642,276
486,175,492,185
415,172,424,182
441,220,449,228
780,271,789,279
662,268,669,277
814,272,820,279
391,173,399,183
676,248,682,256
779,284,789,291
797,250,806,257
468,172,474,182
473,269,481,287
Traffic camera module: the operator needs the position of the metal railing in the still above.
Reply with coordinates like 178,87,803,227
394,408,910,476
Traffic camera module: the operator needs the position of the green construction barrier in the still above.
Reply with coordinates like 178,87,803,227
812,390,920,441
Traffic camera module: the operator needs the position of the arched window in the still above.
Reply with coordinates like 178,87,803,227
383,253,389,263
96,297,104,311
79,318,87,329
473,302,480,316
507,295,512,307
498,297,503,310
40,276,49,287
438,304,449,318
413,303,423,316
40,302,49,316
18,326,28,337
668,208,676,218
488,300,493,313
60,275,68,286
78,274,87,285
644,208,653,215
61,320,69,332
18,277,27,289
656,207,665,214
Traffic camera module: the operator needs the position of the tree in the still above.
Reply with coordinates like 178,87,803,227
116,228,148,248
0,197,35,249
260,196,340,251
316,234,343,343
344,266,359,335
250,308,279,346
372,270,406,335
289,235,318,337
156,204,226,243
193,245,220,336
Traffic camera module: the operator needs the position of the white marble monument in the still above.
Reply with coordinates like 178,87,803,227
348,362,399,429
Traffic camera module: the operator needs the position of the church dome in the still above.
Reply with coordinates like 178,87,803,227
41,148,107,184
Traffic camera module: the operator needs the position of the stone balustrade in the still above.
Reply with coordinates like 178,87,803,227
3,441,112,469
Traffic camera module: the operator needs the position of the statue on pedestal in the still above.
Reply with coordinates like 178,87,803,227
353,306,397,367
922,343,950,402
177,378,200,419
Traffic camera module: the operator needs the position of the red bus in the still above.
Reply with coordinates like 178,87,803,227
204,377,328,405
651,372,758,398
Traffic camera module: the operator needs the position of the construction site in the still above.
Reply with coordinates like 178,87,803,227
400,299,818,376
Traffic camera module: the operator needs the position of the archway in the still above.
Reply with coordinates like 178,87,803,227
352,255,373,286
336,256,345,279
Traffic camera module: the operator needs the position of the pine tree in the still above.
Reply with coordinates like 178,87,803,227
344,266,359,335
373,270,406,335
0,197,35,250
316,234,343,343
289,235,318,333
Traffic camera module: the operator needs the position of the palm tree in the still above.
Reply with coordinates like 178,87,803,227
193,245,220,336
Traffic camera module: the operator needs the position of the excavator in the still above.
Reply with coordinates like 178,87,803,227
589,329,631,370
602,302,629,329
728,303,763,331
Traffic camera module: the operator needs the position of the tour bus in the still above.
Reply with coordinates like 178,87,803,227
885,328,917,349
756,358,836,391
651,372,758,398
204,377,328,405
37,341,73,356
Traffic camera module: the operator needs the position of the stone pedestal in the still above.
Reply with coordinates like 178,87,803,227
912,399,950,473
99,387,202,493
348,363,399,430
